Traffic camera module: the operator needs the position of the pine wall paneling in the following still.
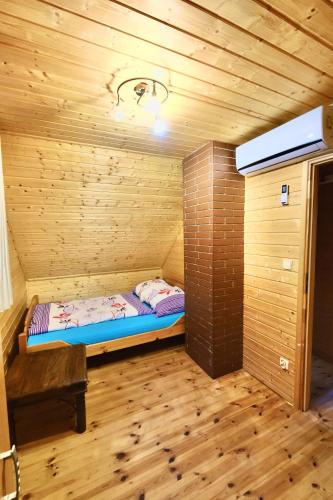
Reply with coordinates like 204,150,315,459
243,162,308,405
26,269,163,304
0,1,332,155
2,135,183,284
0,227,27,370
162,229,184,285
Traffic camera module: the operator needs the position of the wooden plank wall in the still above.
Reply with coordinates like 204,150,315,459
26,268,162,304
0,226,26,370
162,228,184,285
243,163,307,405
2,135,183,281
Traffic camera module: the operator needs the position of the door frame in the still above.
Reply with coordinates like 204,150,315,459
297,152,333,411
0,340,13,496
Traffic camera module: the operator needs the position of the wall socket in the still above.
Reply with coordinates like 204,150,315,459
279,356,289,371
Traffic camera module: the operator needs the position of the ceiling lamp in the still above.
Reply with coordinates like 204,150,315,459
112,77,169,137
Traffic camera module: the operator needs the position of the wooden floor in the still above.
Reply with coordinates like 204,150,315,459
17,342,333,500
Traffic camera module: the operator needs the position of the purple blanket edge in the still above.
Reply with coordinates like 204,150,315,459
121,292,152,316
29,303,51,336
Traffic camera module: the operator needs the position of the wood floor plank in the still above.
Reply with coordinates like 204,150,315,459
17,344,333,499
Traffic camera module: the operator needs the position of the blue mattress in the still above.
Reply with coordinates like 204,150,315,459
27,312,184,347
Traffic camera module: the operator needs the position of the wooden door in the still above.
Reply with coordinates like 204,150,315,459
302,165,319,410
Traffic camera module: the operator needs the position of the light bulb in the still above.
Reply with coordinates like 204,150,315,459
144,95,161,115
114,106,125,122
152,118,168,137
153,68,164,79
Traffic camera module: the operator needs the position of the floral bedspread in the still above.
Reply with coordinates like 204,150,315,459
29,293,152,336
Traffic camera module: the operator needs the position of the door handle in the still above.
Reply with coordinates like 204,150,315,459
0,445,20,499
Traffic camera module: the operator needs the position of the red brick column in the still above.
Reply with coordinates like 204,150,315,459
183,141,244,378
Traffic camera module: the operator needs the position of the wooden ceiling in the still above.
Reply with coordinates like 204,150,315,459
0,0,332,157
3,134,183,279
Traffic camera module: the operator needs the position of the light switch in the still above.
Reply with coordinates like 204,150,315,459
283,258,293,271
281,184,289,205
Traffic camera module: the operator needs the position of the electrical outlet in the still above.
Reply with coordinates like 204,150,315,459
280,357,289,371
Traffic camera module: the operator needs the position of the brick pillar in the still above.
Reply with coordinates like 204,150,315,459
183,141,244,378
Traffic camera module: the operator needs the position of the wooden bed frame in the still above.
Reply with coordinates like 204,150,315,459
18,294,185,357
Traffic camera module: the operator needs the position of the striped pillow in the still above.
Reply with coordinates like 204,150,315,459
154,293,185,317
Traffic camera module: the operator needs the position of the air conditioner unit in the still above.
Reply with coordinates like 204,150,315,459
236,105,333,176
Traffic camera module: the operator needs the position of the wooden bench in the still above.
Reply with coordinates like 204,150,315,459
6,345,88,444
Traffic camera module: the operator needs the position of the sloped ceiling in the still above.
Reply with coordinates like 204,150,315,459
1,0,333,281
0,0,332,157
2,135,183,279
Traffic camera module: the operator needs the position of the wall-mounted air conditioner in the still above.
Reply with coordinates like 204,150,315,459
236,105,333,176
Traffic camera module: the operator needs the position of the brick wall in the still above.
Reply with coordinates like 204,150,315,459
184,143,214,375
183,141,244,378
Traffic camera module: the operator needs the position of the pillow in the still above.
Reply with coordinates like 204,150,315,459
154,292,185,317
149,285,183,310
135,279,185,317
134,279,172,304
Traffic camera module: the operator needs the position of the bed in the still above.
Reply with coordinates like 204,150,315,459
18,284,185,357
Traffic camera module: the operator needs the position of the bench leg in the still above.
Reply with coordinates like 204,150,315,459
75,393,86,433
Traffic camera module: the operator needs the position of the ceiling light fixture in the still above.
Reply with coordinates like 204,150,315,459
153,117,169,137
110,77,169,136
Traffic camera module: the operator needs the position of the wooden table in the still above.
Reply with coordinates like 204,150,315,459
6,345,87,444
